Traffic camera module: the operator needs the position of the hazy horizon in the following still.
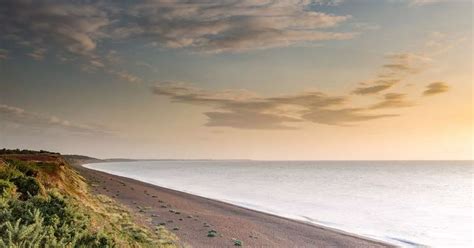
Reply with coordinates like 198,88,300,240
1,0,472,160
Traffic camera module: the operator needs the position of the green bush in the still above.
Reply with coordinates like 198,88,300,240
0,180,15,198
207,230,218,237
11,176,41,200
233,239,243,246
0,166,22,181
0,193,116,247
8,160,39,177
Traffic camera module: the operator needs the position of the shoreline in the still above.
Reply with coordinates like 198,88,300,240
76,162,394,247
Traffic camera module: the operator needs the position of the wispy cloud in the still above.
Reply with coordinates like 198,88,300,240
0,104,112,135
152,82,400,129
314,0,345,6
0,0,354,56
353,53,431,95
423,82,449,96
28,48,47,60
107,69,142,84
407,0,450,6
302,108,396,126
425,31,468,56
122,0,354,53
353,80,399,95
370,93,414,109
0,0,110,56
0,0,358,86
0,0,142,83
205,111,302,130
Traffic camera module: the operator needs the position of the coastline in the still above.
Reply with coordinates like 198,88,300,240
74,161,394,247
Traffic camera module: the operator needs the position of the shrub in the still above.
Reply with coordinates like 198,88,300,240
10,176,42,200
75,232,115,247
207,230,217,237
7,159,39,177
0,180,15,198
0,166,22,181
233,239,243,246
0,202,116,248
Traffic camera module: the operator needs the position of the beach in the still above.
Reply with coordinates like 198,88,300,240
73,162,393,248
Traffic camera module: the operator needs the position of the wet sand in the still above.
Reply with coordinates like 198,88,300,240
74,163,394,248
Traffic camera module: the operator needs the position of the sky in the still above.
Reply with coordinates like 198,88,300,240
0,0,472,160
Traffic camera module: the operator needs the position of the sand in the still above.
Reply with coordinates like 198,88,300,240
74,163,393,248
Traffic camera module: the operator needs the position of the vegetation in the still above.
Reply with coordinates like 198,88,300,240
0,150,178,247
0,149,59,155
232,239,243,246
207,230,217,237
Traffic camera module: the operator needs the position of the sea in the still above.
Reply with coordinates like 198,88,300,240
83,160,473,247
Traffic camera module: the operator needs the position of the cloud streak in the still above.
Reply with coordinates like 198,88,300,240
407,0,451,6
423,82,449,96
0,104,112,135
0,0,110,56
122,0,354,53
370,93,414,109
152,82,400,129
352,53,431,95
302,108,396,126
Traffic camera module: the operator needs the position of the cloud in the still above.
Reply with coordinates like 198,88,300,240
28,47,47,60
152,82,300,129
370,93,414,109
152,82,402,129
352,53,431,95
1,1,355,55
0,0,110,56
353,79,399,95
150,43,449,129
351,22,380,31
383,53,431,73
107,70,142,84
136,61,155,71
425,31,468,56
121,0,354,53
314,0,345,6
423,82,449,96
0,0,144,84
302,108,397,126
0,104,112,135
205,111,301,130
407,0,450,6
0,0,357,86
